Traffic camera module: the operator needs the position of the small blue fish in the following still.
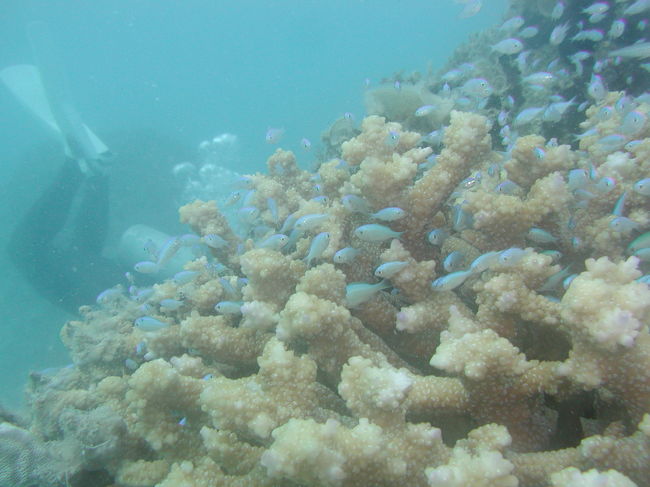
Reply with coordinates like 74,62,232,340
620,111,647,136
238,207,260,224
333,247,360,264
300,138,312,150
385,130,400,147
203,234,228,249
427,229,449,246
134,288,154,303
157,237,182,267
374,261,409,279
469,251,500,273
179,233,201,246
415,105,436,117
96,287,122,306
265,127,284,144
629,232,650,254
279,213,298,233
224,190,244,206
219,278,240,300
134,261,160,274
540,250,563,264
498,248,526,266
550,22,570,45
160,299,184,311
495,180,520,195
370,207,406,222
612,192,628,216
345,281,391,308
596,135,627,152
550,1,565,17
257,234,289,250
305,232,330,266
443,251,465,273
610,217,640,233
294,213,329,232
567,169,589,190
173,270,200,285
526,228,557,244
634,178,650,196
215,301,244,315
462,78,493,98
492,38,524,55
608,19,626,39
588,75,607,102
431,270,472,291
341,194,371,213
354,224,403,242
134,316,169,332
267,198,279,223
634,248,650,262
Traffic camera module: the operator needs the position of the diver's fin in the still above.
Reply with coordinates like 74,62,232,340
0,64,61,135
0,63,112,171
26,21,111,167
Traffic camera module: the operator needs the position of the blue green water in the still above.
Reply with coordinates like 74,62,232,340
0,0,507,409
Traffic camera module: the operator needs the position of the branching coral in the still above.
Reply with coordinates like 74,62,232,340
13,3,650,486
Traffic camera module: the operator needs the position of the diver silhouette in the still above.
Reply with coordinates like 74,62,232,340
6,157,124,313
2,22,126,313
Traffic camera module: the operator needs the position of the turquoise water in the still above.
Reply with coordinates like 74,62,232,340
0,1,507,409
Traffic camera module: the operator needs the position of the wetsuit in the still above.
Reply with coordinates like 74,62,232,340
7,158,123,313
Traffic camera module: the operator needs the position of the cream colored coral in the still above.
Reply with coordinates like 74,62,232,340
404,110,491,245
425,447,517,487
550,467,638,487
262,417,445,487
199,338,321,440
560,257,650,350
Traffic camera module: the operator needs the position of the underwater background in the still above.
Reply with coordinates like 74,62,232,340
0,1,507,409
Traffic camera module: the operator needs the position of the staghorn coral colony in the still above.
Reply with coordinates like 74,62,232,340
5,1,650,486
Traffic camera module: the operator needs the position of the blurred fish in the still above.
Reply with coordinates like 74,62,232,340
458,0,482,18
333,247,360,264
633,178,650,195
462,78,493,98
431,270,472,291
500,16,525,33
415,105,437,117
550,23,570,45
215,301,244,315
551,1,565,19
620,111,647,136
345,280,391,307
265,127,284,143
305,232,330,266
492,38,524,55
134,316,169,332
443,251,465,272
624,0,650,16
257,233,289,250
609,42,650,58
354,224,403,242
375,261,409,279
608,19,626,39
370,207,406,221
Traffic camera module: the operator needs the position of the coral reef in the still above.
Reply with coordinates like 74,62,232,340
8,0,650,486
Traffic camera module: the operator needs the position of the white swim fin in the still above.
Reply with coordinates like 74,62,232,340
0,22,111,174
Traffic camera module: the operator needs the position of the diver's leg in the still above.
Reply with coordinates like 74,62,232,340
72,173,110,255
7,157,84,260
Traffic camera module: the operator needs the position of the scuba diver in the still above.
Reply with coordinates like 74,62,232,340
2,22,187,314
2,22,122,313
